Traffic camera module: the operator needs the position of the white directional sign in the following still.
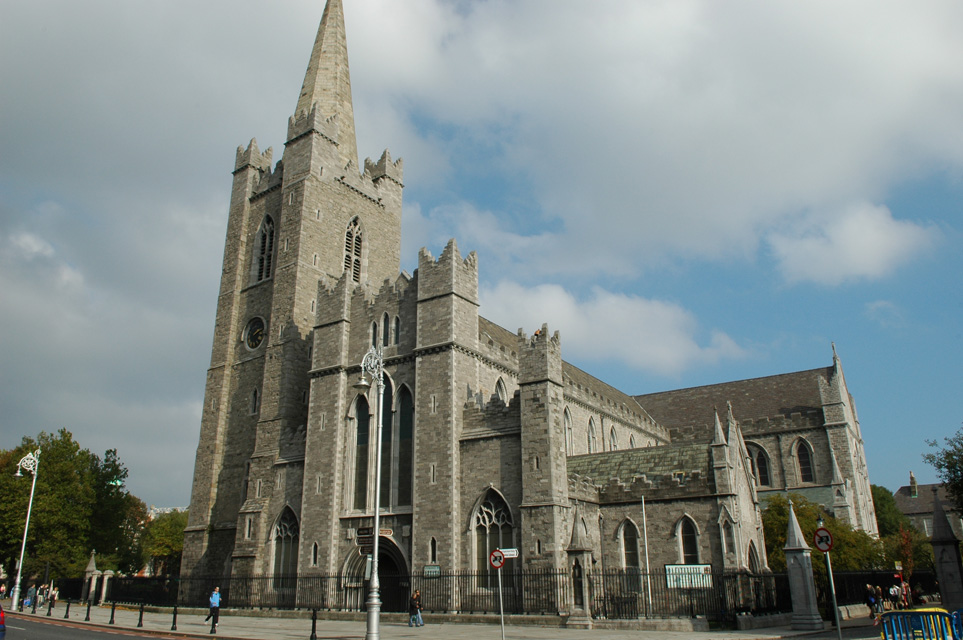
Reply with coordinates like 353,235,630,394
489,548,506,569
813,527,834,553
500,547,519,559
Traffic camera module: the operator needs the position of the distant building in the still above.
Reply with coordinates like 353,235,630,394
894,472,963,539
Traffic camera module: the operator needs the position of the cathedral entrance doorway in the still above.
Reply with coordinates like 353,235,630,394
343,537,410,613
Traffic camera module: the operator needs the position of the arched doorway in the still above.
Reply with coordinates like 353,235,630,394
343,537,410,613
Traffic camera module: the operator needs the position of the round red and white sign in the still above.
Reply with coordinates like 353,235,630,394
489,548,506,569
813,527,834,553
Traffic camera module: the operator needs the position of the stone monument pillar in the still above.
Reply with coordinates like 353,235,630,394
929,487,963,610
784,502,823,630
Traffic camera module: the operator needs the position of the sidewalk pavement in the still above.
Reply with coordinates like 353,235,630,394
6,604,884,640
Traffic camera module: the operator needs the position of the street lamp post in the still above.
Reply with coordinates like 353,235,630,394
11,449,41,610
354,346,385,640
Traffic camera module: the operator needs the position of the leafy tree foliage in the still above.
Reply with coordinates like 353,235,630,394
762,493,884,576
870,484,933,578
140,510,189,576
924,426,963,513
0,430,148,581
872,484,910,538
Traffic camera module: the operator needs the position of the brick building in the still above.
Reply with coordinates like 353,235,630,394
182,0,875,607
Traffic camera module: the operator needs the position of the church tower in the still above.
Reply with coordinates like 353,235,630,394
183,0,403,580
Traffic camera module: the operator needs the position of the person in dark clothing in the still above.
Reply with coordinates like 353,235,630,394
409,589,424,627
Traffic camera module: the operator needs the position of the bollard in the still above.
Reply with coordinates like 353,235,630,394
109,600,116,624
46,598,53,616
171,604,178,631
137,602,144,628
85,599,91,621
310,608,318,640
64,601,71,619
31,594,38,614
210,617,217,634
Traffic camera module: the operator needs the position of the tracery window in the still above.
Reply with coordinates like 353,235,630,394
797,440,815,483
474,492,514,587
252,216,275,283
343,217,363,283
273,508,299,586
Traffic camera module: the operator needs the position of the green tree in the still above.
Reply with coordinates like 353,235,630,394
762,493,884,576
872,484,911,538
924,426,963,513
140,510,189,576
0,430,147,581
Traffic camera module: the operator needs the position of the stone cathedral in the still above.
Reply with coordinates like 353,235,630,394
183,0,877,607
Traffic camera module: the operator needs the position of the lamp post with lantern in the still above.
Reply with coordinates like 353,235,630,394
353,346,386,640
10,449,41,610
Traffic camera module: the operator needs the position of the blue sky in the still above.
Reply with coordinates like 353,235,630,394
1,0,961,509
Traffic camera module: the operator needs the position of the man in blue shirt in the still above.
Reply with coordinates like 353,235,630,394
204,586,221,628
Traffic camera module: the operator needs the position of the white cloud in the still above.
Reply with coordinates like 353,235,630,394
865,300,906,328
481,281,746,377
767,203,939,285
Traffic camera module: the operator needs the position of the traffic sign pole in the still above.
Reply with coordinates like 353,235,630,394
813,527,842,640
489,549,508,640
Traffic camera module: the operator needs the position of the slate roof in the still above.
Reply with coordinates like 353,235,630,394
563,361,648,417
479,316,520,355
894,482,952,517
635,367,833,429
567,442,710,484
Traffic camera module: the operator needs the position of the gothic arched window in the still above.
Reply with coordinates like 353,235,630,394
564,409,574,456
344,218,363,283
252,216,275,283
353,396,370,511
588,419,598,454
393,316,400,345
621,520,641,591
474,492,514,586
495,378,508,405
748,541,761,573
274,508,299,585
609,427,618,451
678,516,700,565
797,440,815,483
382,313,390,347
397,387,414,507
378,379,394,510
747,444,772,487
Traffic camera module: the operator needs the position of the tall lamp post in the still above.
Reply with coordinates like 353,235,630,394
11,449,41,610
353,346,385,640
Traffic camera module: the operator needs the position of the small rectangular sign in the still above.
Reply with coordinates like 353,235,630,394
380,528,393,536
356,535,374,546
359,546,374,556
500,548,519,558
357,527,373,537
423,565,440,578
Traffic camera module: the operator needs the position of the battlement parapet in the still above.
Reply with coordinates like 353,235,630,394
597,469,711,503
568,474,601,502
416,239,479,303
364,149,404,187
287,106,340,149
234,138,273,174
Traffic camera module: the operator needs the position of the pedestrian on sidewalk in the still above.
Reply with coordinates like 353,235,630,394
204,586,221,627
409,589,423,627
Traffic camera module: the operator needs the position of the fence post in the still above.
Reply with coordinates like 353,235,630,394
171,604,178,631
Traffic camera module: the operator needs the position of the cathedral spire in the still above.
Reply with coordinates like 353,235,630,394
296,0,358,170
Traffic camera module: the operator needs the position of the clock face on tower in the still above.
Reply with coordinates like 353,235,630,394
244,317,265,349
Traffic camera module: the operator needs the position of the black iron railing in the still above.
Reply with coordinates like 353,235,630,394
101,568,790,624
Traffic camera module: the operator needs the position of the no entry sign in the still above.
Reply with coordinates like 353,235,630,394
490,548,506,569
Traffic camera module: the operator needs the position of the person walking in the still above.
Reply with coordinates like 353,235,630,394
408,589,424,627
204,586,221,628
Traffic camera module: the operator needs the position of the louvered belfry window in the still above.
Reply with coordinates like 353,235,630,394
344,218,363,283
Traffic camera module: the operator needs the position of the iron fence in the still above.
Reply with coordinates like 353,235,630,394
102,568,788,624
